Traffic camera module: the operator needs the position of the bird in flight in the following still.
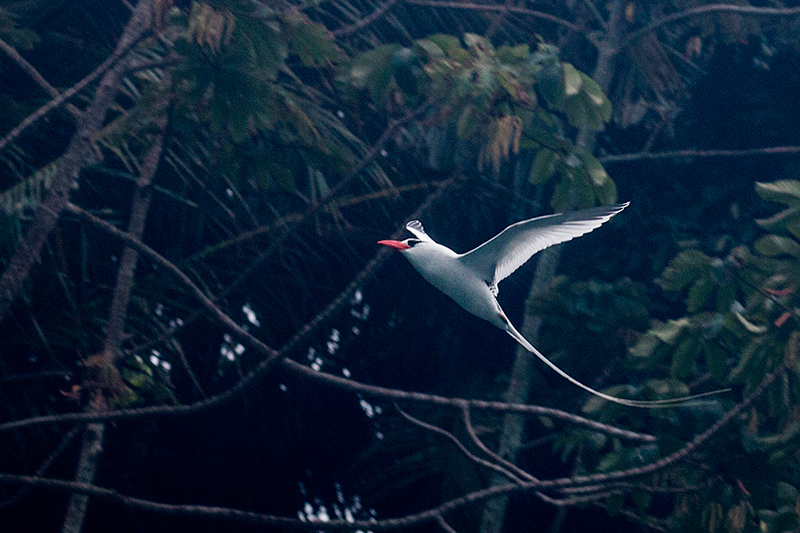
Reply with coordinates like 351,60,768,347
379,203,726,408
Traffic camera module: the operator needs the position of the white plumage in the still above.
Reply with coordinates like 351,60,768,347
379,202,726,408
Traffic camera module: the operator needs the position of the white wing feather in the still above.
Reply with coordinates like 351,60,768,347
459,203,629,288
405,220,432,241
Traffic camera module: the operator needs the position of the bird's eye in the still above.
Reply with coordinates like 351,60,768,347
406,239,422,247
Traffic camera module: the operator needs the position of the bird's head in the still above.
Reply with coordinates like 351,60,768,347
377,238,423,252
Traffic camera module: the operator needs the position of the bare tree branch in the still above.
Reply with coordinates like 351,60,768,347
600,145,800,164
620,4,800,50
0,37,81,118
0,0,153,321
459,403,533,482
396,404,526,483
333,0,400,36
0,357,782,532
0,425,81,509
2,185,656,446
402,0,583,34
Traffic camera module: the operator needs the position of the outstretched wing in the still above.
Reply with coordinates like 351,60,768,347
405,220,433,242
459,203,629,288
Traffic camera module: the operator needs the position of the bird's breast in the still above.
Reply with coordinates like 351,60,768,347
404,245,502,326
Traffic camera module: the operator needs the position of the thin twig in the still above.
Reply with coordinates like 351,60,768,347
333,0,400,36
0,360,780,532
0,37,81,118
396,403,525,483
621,4,800,50
402,0,582,34
600,145,800,164
459,403,534,482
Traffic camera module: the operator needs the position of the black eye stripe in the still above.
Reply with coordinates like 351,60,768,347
406,239,422,247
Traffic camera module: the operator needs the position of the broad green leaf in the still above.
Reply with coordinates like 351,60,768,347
656,249,711,292
593,174,617,205
456,105,480,139
755,180,800,207
497,43,529,63
529,148,557,184
564,94,586,127
537,61,565,107
427,34,462,55
344,44,399,103
579,72,606,106
414,38,445,60
628,331,660,359
703,340,728,381
281,12,343,66
687,276,715,312
563,63,582,95
671,336,699,378
652,318,690,345
755,205,800,231
754,235,800,257
463,33,493,53
580,151,609,186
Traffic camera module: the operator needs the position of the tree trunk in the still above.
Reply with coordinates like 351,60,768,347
479,3,623,532
0,0,152,322
59,59,166,533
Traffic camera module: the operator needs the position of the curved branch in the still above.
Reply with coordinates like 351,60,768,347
402,0,582,34
0,0,153,321
396,404,525,483
0,37,81,118
0,359,780,532
284,359,656,441
600,145,800,164
621,4,800,50
332,0,400,36
0,356,780,531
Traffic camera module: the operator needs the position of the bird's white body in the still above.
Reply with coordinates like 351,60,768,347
402,242,507,330
379,203,727,408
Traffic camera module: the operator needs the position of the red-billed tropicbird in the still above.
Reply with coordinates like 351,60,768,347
379,203,725,408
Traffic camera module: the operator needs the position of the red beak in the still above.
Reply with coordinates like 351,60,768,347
378,240,410,251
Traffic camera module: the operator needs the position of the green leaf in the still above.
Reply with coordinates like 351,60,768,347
537,61,565,107
427,34,462,55
671,336,699,378
344,44,399,103
687,276,715,312
652,318,690,345
755,206,800,233
593,174,618,205
580,151,609,186
580,73,606,106
656,249,711,292
564,94,586,128
497,43,529,63
529,148,557,184
754,235,800,257
281,12,343,66
456,105,480,139
755,180,800,207
463,33,493,54
562,63,582,96
413,38,445,60
703,339,728,381
628,331,660,360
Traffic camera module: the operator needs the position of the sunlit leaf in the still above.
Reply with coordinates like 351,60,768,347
427,34,462,55
755,180,800,207
529,148,557,184
754,235,800,257
563,63,582,96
